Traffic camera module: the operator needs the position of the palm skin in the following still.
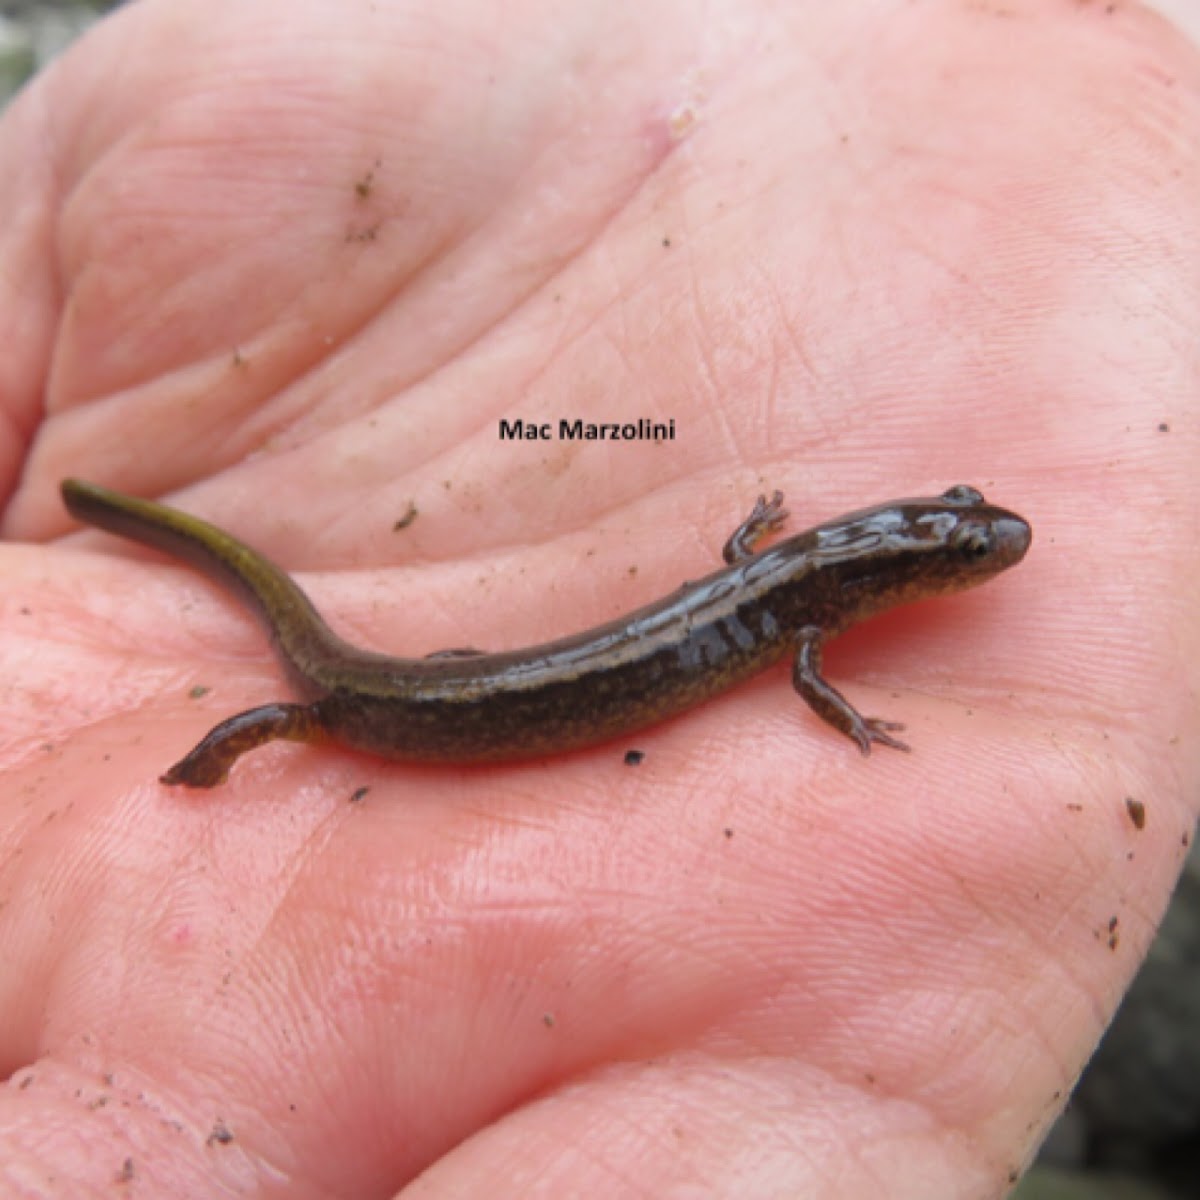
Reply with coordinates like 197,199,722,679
1,1,1198,1196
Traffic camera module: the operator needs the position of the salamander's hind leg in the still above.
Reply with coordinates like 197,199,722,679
791,626,910,754
722,491,789,564
161,702,324,788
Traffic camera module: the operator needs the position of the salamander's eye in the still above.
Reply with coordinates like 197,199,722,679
953,524,994,561
942,485,984,507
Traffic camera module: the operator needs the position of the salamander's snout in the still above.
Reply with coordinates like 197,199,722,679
991,513,1032,569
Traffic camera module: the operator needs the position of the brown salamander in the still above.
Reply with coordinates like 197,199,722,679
60,480,1031,787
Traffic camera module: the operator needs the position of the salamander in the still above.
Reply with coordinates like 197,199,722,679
60,480,1031,787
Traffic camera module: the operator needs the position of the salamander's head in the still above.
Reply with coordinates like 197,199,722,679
816,484,1032,625
917,483,1032,577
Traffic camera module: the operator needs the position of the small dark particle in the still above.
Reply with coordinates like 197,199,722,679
1125,797,1145,830
1108,916,1118,933
624,749,645,766
393,503,419,532
116,1158,135,1184
542,1013,555,1028
1066,803,1084,813
662,236,672,248
355,161,380,199
349,786,370,804
189,685,211,700
1158,422,1170,432
19,1074,33,1090
1184,831,1191,848
723,827,734,839
207,1120,234,1146
20,605,31,616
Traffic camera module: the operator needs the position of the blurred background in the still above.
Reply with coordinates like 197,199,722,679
1,0,121,99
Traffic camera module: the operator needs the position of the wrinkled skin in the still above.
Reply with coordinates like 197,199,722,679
1,1,1199,1197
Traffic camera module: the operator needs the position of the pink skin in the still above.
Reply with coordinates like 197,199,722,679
2,0,1199,1195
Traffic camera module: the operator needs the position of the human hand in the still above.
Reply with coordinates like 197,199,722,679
2,1,1198,1195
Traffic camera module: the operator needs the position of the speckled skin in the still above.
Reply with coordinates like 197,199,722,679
61,480,1031,787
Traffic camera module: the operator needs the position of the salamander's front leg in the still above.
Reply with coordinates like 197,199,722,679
161,702,325,788
722,491,790,564
792,626,910,754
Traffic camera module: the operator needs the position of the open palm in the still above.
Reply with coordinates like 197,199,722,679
2,1,1198,1196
